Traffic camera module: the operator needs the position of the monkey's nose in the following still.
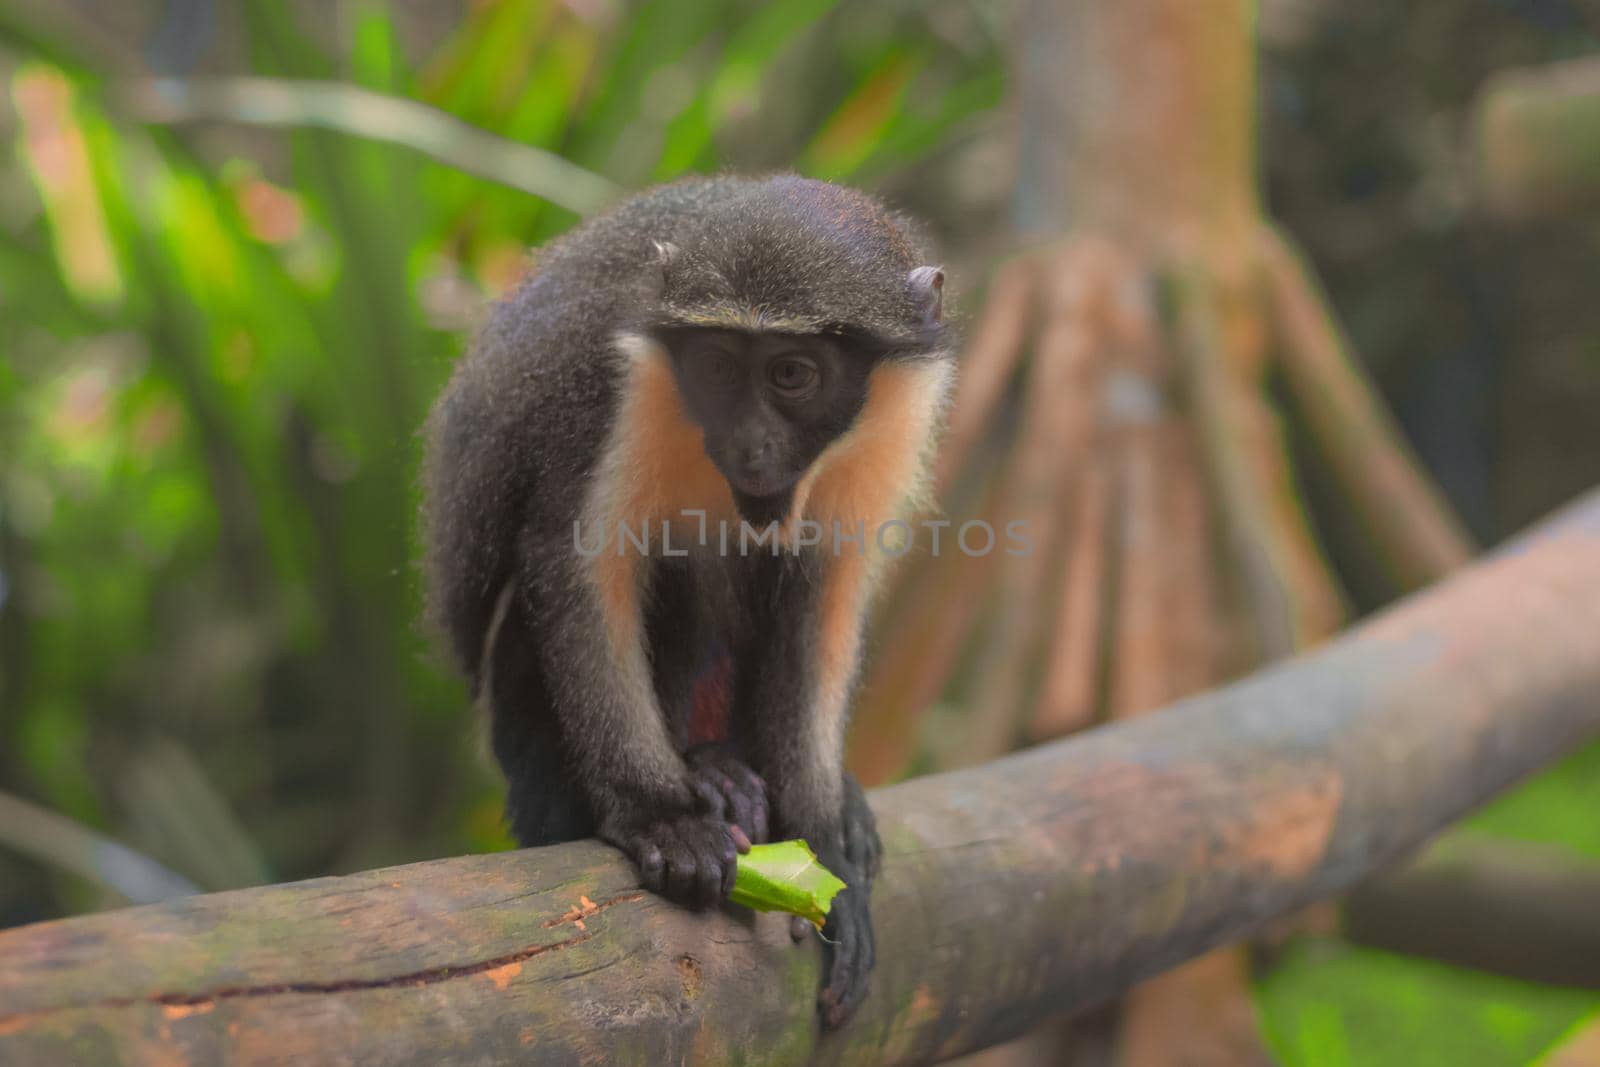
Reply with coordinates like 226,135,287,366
739,438,776,467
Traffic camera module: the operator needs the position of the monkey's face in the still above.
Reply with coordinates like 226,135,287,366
660,327,874,526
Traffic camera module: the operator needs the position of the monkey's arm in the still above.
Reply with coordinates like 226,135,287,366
516,533,742,908
735,550,881,1029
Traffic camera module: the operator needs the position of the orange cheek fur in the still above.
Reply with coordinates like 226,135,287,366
793,361,947,537
617,354,739,530
799,362,950,706
589,346,950,702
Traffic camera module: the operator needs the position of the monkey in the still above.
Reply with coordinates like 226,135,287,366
421,174,953,1028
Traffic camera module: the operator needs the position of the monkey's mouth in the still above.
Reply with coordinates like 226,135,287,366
727,469,795,499
730,484,796,527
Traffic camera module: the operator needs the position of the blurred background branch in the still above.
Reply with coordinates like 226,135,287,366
0,789,197,905
121,76,620,215
1477,55,1600,218
1345,836,1600,991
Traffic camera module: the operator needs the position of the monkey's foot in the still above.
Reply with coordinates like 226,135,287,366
794,777,881,1029
685,742,770,846
816,881,875,1028
620,811,740,911
840,771,881,881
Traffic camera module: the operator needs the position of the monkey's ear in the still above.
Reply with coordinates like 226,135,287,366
641,241,679,300
908,266,944,324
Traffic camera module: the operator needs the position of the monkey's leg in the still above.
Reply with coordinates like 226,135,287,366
526,538,741,910
484,602,596,845
735,552,879,1029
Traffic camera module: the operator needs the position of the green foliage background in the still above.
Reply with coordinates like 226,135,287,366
0,0,1004,902
0,2,1597,1064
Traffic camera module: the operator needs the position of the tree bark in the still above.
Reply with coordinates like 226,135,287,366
1014,0,1258,255
4,489,1599,1067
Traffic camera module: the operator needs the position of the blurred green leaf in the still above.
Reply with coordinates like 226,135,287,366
801,47,923,178
655,0,838,179
1258,941,1600,1067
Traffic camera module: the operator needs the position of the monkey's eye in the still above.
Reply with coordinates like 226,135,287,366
768,356,819,398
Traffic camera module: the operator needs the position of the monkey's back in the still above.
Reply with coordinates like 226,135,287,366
420,177,736,679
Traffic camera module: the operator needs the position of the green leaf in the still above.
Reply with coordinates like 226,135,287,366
729,839,846,929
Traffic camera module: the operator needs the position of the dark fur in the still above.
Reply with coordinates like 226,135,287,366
421,174,948,1028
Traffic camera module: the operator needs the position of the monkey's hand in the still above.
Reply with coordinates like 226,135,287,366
792,773,880,1029
685,742,770,846
614,804,742,912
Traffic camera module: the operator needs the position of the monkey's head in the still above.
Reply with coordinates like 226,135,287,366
630,177,949,526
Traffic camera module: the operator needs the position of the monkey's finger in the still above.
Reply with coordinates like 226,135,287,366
825,921,857,993
724,787,756,846
635,839,666,895
850,900,876,993
824,960,871,1029
820,955,859,1028
690,777,726,819
694,854,723,909
789,915,812,942
729,823,752,853
664,846,702,908
712,834,738,903
733,765,768,834
679,824,728,907
844,827,879,882
729,764,764,796
719,823,740,900
709,771,741,821
819,893,873,1029
739,765,768,800
651,822,695,905
748,790,770,844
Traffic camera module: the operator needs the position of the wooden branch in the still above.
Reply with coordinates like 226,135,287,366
1345,836,1600,990
5,489,1600,1066
1259,228,1477,590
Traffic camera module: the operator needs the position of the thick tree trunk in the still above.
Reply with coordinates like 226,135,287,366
1015,0,1258,256
854,4,1477,1063
3,490,1598,1067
